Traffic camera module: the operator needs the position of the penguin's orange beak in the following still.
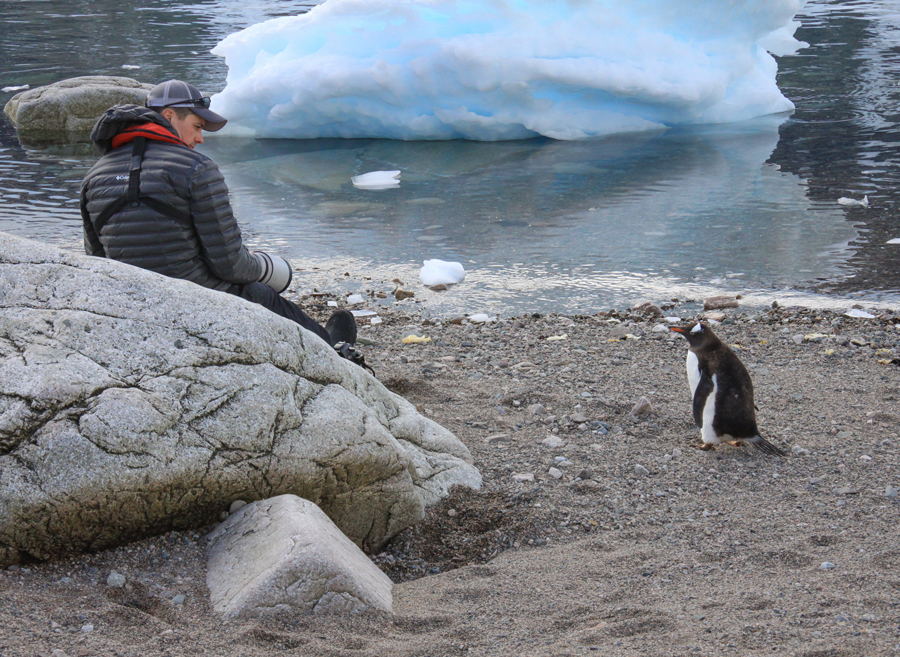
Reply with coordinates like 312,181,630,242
669,326,687,334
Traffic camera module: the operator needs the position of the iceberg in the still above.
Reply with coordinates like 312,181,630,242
210,0,808,141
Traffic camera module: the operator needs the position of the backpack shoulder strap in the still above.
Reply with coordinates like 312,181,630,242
92,137,192,234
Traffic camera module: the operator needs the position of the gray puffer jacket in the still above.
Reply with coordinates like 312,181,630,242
80,104,262,294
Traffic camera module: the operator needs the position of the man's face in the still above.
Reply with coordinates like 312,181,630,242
163,109,206,148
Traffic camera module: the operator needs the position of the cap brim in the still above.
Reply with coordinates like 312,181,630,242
192,107,227,132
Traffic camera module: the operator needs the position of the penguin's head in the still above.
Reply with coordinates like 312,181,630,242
669,322,718,349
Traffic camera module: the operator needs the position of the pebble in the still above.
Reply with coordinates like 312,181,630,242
548,467,563,479
229,500,247,514
820,562,835,570
792,334,804,345
630,396,653,417
577,469,593,480
634,464,650,476
540,436,566,448
512,473,535,482
81,624,93,633
886,486,898,498
834,486,858,495
106,571,126,588
485,434,511,444
172,594,186,605
527,403,545,416
703,296,739,310
791,445,811,456
671,448,682,458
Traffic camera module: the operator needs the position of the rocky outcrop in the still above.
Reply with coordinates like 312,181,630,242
3,76,152,146
207,495,394,617
0,233,481,567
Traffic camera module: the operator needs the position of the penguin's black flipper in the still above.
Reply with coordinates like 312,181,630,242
746,435,786,457
692,372,714,429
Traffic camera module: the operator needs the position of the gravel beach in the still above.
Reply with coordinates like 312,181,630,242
2,298,899,657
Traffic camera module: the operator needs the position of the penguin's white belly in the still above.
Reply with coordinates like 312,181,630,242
700,373,719,445
686,351,701,397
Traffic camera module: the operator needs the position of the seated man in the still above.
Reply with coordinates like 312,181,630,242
80,79,366,368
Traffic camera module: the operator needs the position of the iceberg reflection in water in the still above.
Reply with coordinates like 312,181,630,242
200,114,858,315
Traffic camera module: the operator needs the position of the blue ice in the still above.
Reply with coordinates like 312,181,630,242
210,0,808,141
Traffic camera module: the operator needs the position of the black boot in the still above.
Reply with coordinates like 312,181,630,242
325,310,357,346
325,310,374,375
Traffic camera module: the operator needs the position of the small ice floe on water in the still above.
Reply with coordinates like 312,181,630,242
420,259,466,286
468,313,496,324
887,238,900,244
845,308,875,319
121,65,141,70
2,85,29,92
346,294,365,305
837,195,869,207
351,170,400,190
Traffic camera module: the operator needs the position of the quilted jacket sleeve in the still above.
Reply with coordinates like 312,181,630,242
188,158,263,285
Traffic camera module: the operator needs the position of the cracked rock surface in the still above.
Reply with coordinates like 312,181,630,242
0,233,481,566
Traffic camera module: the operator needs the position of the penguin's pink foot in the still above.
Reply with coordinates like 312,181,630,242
727,440,745,448
699,443,716,451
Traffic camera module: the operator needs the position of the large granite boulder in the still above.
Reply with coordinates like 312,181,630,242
3,76,152,146
0,233,481,567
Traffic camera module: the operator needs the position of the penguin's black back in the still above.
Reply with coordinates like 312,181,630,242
694,340,759,438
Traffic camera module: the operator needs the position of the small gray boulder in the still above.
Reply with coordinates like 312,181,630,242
4,76,152,145
207,495,393,617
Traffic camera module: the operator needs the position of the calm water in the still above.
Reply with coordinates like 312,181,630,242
1,0,899,316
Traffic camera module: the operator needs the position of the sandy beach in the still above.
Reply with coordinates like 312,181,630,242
2,299,899,657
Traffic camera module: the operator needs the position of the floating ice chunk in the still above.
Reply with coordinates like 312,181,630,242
837,195,869,207
420,259,466,286
121,65,141,70
346,294,365,305
351,170,400,190
887,238,900,244
468,313,495,324
2,85,29,92
845,308,875,319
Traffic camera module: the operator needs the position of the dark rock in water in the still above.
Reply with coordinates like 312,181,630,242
4,76,153,147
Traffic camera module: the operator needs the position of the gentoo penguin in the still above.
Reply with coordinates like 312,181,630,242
669,322,785,456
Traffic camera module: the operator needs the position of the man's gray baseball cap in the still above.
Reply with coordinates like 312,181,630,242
145,80,227,132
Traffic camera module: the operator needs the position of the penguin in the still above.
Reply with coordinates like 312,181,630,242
669,322,785,456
